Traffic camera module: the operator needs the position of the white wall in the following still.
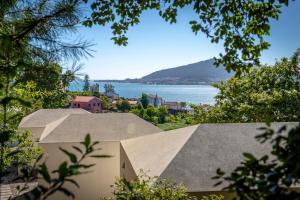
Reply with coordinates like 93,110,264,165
39,141,120,200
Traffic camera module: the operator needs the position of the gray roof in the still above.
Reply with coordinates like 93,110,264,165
19,109,89,128
121,125,198,178
40,113,161,143
122,122,298,192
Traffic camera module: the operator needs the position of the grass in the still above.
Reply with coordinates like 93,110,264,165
157,121,189,131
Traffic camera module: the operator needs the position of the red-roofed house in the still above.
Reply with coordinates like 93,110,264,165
71,96,102,113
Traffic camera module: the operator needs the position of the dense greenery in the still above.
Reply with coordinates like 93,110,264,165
108,172,194,200
104,172,224,200
0,1,96,200
191,50,300,123
131,104,191,130
140,93,149,108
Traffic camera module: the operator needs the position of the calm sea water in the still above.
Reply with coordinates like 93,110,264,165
69,81,219,104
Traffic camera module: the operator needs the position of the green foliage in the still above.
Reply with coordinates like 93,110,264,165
100,95,111,110
140,93,149,108
214,124,300,200
116,99,131,112
158,106,168,123
2,130,41,170
192,50,300,123
84,0,290,74
0,0,92,198
15,134,110,200
105,172,195,200
200,194,224,200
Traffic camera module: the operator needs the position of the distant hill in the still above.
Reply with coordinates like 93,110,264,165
95,58,233,85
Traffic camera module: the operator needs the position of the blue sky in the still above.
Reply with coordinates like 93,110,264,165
75,2,300,79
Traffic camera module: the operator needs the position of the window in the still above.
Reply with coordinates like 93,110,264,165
88,104,91,107
97,103,100,106
93,103,96,106
78,104,80,108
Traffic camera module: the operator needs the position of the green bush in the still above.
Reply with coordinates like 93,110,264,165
201,194,224,200
103,172,196,200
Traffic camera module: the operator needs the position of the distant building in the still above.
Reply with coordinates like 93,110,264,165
105,91,119,100
71,96,102,113
163,101,182,114
146,94,164,108
128,100,138,106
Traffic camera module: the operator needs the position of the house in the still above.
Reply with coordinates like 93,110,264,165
71,96,102,113
19,110,299,199
121,122,299,198
163,101,183,114
128,100,138,106
105,91,119,100
146,94,164,107
19,109,161,200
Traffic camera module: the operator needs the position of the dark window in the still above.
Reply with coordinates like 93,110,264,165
93,103,96,106
97,103,100,106
78,104,80,108
88,104,91,107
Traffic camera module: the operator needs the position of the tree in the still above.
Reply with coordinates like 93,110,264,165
193,50,300,123
99,95,111,110
84,0,291,74
104,83,115,94
109,172,196,200
83,74,90,92
0,0,92,195
117,99,130,112
140,93,149,108
158,106,168,123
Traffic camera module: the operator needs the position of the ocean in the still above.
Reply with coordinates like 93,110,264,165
69,81,219,105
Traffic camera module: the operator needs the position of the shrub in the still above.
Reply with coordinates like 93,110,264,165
104,172,196,200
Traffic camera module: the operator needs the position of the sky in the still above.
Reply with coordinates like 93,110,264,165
74,1,300,80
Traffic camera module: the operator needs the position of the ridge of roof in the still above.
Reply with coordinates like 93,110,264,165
72,96,98,102
158,122,298,192
121,125,199,178
39,113,161,143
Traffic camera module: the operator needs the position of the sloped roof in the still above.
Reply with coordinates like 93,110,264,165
72,96,98,102
121,125,198,177
121,122,298,192
19,109,89,128
40,113,161,143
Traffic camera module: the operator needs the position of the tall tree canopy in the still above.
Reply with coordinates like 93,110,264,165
0,0,92,184
192,49,300,123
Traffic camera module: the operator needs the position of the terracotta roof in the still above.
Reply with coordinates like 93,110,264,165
72,96,98,102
